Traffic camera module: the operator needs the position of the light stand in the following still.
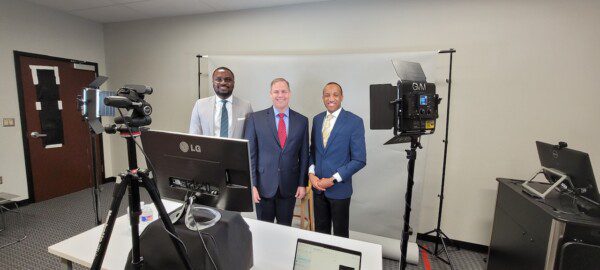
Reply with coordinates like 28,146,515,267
399,134,422,270
370,59,443,270
89,132,102,225
418,48,457,268
78,76,108,226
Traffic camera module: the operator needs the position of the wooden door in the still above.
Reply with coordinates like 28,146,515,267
15,52,103,202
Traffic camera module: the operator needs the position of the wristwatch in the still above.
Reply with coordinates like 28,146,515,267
332,178,339,185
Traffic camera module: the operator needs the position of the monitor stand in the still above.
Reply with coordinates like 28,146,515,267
521,167,570,199
169,194,222,231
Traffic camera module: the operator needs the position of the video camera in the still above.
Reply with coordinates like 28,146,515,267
369,61,441,144
104,85,153,130
78,76,153,134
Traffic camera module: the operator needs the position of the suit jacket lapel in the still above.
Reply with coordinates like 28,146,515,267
324,109,346,153
288,109,296,145
208,96,215,136
315,113,325,151
266,108,281,148
285,109,302,151
230,96,238,136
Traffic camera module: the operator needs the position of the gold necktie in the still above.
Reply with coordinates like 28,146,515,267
322,114,334,147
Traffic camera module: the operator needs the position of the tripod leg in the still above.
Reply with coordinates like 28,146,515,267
418,243,435,257
128,175,143,269
439,234,454,270
434,229,441,255
438,230,459,251
92,185,101,225
422,229,436,235
141,174,194,270
91,178,129,270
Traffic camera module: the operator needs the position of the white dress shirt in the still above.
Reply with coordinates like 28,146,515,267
309,108,343,182
214,96,233,137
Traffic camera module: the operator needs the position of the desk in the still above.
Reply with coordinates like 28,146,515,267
487,179,600,270
49,200,382,269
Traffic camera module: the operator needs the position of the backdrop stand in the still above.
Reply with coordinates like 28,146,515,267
196,54,203,99
418,48,456,268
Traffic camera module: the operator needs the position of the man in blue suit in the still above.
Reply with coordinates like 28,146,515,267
245,78,309,226
309,82,366,238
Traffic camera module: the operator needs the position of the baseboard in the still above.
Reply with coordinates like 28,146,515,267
417,233,488,254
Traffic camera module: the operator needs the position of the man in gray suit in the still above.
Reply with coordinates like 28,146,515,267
189,67,253,138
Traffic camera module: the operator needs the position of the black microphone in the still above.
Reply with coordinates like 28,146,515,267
104,96,132,108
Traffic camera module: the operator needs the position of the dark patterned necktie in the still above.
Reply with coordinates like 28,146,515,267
220,99,228,137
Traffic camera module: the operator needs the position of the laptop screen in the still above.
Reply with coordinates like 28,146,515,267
293,238,362,270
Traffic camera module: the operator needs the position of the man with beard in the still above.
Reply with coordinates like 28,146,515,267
189,67,253,138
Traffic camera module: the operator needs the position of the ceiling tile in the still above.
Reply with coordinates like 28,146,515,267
70,4,147,23
126,0,215,18
25,0,115,11
200,0,328,11
109,0,150,4
26,0,336,23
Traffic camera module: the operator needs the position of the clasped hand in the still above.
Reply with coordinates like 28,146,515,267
309,173,334,191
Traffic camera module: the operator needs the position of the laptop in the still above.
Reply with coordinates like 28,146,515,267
293,238,362,270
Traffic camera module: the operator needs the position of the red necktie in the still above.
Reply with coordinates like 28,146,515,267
277,113,287,148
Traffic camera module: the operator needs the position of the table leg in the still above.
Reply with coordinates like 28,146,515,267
60,258,73,270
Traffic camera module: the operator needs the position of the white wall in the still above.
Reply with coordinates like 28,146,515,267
0,0,109,200
103,0,600,245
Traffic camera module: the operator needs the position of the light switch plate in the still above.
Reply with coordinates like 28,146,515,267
3,118,15,127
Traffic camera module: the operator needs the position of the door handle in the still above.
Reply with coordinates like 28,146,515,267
31,131,47,138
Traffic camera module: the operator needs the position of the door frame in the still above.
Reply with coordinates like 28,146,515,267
13,50,105,202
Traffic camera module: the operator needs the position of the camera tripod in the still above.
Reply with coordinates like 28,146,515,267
90,127,192,270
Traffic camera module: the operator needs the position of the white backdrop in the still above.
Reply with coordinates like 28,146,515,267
204,52,440,253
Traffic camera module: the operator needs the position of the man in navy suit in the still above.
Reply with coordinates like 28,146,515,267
309,82,366,238
245,78,309,226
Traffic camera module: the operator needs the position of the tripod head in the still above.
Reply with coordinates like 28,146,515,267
77,76,153,134
104,86,153,129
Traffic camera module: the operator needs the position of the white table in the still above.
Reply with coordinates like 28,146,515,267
48,200,382,269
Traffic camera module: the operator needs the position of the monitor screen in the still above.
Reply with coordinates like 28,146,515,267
140,130,253,212
537,141,600,204
293,239,361,270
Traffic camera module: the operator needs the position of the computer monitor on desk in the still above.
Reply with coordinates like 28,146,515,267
140,130,253,212
523,141,600,204
537,141,600,204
